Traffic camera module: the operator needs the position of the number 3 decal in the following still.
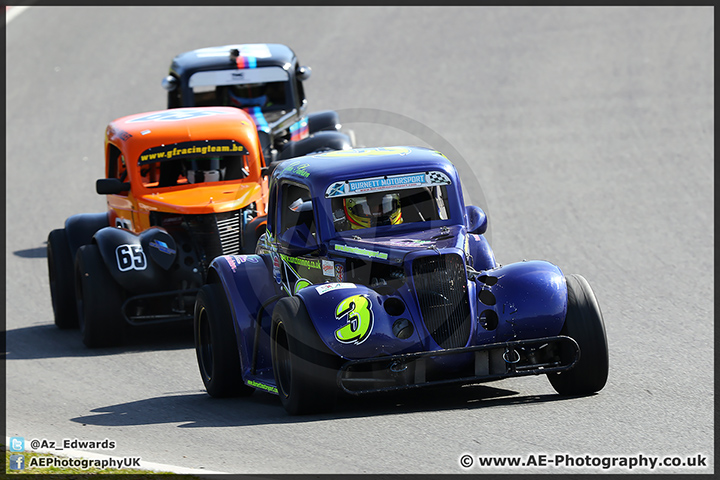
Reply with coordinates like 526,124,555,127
116,244,147,272
334,294,373,345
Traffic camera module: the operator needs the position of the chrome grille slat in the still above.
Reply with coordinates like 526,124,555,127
412,254,471,349
216,212,242,255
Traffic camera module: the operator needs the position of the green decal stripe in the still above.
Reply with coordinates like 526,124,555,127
280,253,321,269
334,244,388,260
247,380,278,394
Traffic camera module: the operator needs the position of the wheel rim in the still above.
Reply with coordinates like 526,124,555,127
198,306,214,382
274,323,292,399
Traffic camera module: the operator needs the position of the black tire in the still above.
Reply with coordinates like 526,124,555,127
548,274,609,395
271,296,339,415
75,244,126,348
194,283,253,397
47,229,78,329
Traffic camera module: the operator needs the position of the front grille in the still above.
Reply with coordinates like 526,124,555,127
412,254,471,349
148,209,244,278
184,210,242,268
215,212,242,255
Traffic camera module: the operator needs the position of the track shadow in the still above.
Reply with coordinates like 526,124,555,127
70,383,581,428
13,246,47,258
5,322,194,360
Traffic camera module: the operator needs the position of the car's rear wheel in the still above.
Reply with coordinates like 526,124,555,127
194,283,253,397
271,296,338,415
548,274,609,395
47,228,78,329
75,244,125,348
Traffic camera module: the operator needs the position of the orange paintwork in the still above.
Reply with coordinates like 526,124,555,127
103,107,268,233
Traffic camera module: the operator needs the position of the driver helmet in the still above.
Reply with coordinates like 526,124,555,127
343,192,402,229
186,156,222,184
228,83,268,108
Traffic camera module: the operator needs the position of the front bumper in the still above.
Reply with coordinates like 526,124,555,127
337,335,579,395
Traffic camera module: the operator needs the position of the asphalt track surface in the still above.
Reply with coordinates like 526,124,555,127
5,6,714,475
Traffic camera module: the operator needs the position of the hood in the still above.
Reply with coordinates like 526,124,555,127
137,182,263,215
329,225,467,264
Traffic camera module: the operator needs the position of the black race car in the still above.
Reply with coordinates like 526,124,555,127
162,43,353,163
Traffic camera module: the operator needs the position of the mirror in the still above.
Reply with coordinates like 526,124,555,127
297,65,312,81
466,205,487,235
161,75,178,92
97,178,130,195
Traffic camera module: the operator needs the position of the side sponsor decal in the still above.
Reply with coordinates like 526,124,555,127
149,239,176,255
325,170,451,198
315,282,355,295
225,256,238,272
334,244,388,260
334,263,345,281
116,244,147,272
322,260,335,277
271,251,282,284
335,294,374,345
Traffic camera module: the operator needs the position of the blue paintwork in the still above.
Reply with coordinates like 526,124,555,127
206,146,571,394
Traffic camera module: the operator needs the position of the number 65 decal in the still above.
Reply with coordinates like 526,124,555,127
116,244,147,272
334,294,373,345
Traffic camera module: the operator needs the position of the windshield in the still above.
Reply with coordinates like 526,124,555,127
137,140,251,188
188,66,292,119
331,186,450,232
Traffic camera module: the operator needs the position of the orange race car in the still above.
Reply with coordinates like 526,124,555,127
47,106,270,347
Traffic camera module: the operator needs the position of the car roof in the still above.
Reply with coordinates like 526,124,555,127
169,43,297,77
273,146,460,197
106,107,261,164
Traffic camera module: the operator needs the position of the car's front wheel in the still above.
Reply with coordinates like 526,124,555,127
75,244,125,348
271,296,339,415
548,274,609,395
194,283,253,397
47,228,78,329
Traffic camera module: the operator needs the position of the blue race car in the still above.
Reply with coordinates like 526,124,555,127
193,146,609,414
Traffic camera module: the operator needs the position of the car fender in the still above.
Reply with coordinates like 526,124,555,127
64,212,110,257
208,254,280,375
92,226,177,292
467,233,496,271
276,130,352,161
474,260,567,343
307,110,341,133
296,283,424,360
